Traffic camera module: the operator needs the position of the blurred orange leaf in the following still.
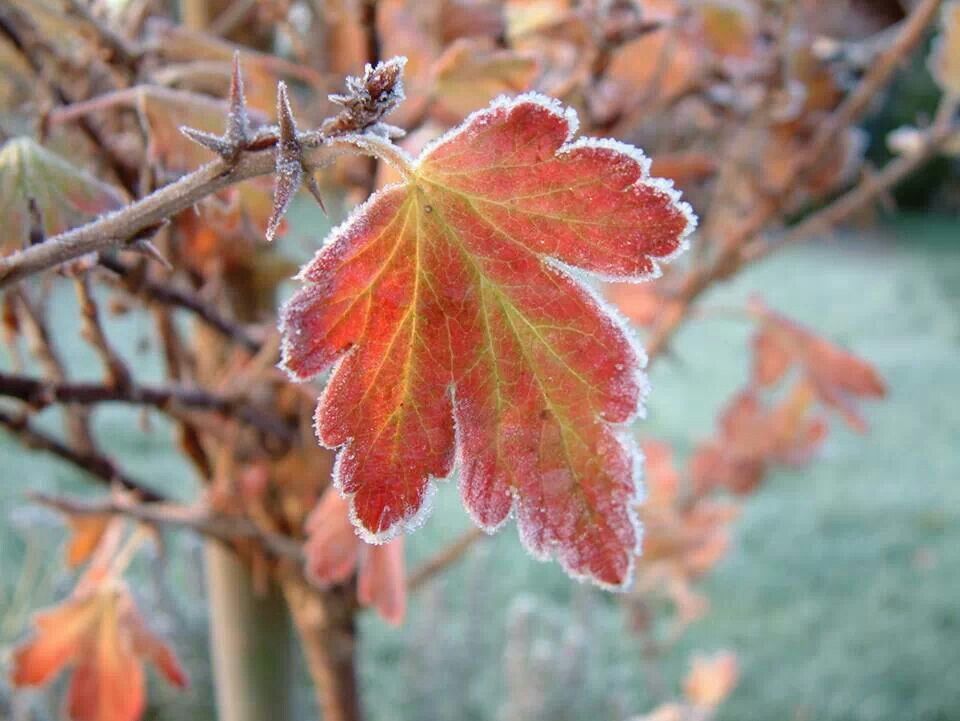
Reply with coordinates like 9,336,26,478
751,302,886,431
12,579,187,721
64,514,112,569
430,38,539,122
304,488,407,625
931,1,960,96
683,650,739,709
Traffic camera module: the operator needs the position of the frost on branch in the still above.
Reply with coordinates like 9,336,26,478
281,94,695,589
322,56,408,138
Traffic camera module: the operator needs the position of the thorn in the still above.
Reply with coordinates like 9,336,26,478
180,126,233,156
179,54,251,162
304,174,327,215
226,51,250,152
128,240,173,271
266,82,303,243
276,82,298,152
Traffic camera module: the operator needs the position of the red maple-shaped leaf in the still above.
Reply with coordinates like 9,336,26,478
281,94,695,588
12,578,188,721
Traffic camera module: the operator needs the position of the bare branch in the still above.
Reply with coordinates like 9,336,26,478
0,371,296,444
29,491,303,561
74,272,133,387
12,288,97,452
407,527,485,591
97,256,263,352
0,407,163,500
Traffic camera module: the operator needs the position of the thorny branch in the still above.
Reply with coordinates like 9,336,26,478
0,56,408,288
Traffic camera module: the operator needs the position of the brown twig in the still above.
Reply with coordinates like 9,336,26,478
98,255,263,352
0,407,163,500
28,491,303,561
0,371,295,444
407,527,486,591
12,288,97,452
74,272,133,387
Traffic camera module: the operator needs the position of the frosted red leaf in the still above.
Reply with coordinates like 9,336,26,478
12,579,187,721
305,487,407,624
281,94,694,588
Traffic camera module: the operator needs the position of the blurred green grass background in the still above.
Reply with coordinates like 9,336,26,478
1,212,958,721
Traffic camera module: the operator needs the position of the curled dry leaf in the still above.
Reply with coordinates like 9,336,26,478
304,488,406,625
751,302,886,432
504,0,571,41
0,137,125,256
376,0,441,128
689,387,827,496
281,94,695,588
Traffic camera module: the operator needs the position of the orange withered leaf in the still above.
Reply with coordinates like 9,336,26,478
638,440,737,575
683,650,739,709
281,95,695,588
12,579,187,721
605,278,681,328
751,303,886,432
689,387,826,495
305,488,407,625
